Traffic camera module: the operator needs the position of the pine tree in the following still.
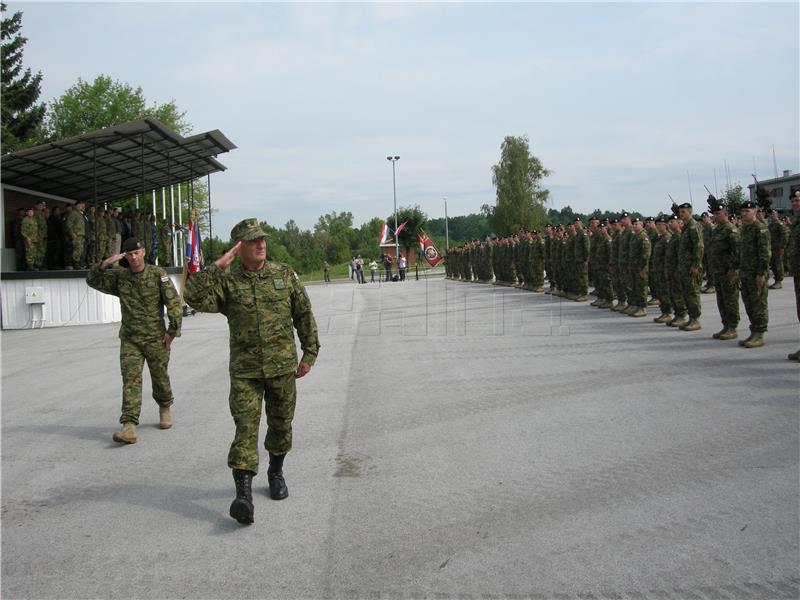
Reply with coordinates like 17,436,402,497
1,2,45,153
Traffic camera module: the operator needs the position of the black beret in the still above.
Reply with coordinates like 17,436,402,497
121,237,143,252
741,200,757,209
678,202,692,210
670,214,680,220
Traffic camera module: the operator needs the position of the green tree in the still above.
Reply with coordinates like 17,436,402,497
0,2,45,153
723,183,746,216
387,205,427,258
484,135,550,235
43,74,190,140
427,213,491,244
313,211,354,264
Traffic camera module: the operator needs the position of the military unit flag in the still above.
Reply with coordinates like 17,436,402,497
417,230,442,267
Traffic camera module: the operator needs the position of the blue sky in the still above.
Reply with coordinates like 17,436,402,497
13,1,800,238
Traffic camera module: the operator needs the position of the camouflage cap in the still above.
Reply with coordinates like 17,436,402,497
231,218,267,242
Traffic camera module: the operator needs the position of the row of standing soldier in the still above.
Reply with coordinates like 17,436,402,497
445,192,800,356
14,198,182,271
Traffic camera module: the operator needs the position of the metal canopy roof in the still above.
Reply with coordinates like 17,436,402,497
0,118,236,203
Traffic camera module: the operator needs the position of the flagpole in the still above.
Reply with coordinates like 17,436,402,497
444,197,449,251
387,156,400,265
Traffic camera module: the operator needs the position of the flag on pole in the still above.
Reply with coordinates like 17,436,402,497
417,230,442,267
395,220,409,237
184,215,204,274
379,222,390,245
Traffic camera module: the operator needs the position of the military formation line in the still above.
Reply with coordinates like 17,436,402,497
445,194,800,357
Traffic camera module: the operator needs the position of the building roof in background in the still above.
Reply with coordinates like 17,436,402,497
0,118,236,203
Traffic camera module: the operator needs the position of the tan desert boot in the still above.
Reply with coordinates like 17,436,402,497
159,407,173,430
112,423,137,444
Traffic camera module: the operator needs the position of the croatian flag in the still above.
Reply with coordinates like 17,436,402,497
379,222,390,245
395,219,409,237
185,218,203,274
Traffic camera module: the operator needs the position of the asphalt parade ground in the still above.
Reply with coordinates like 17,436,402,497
2,274,799,600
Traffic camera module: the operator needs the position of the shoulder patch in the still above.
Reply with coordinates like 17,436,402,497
161,275,170,283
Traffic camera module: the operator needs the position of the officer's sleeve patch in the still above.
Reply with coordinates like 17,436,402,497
161,275,170,283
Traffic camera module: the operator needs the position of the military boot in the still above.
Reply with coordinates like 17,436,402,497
702,286,716,294
267,453,288,500
680,319,701,331
768,281,782,289
647,298,660,306
159,406,172,429
112,423,137,444
230,469,254,524
787,349,800,361
574,295,589,302
743,332,764,348
738,333,754,347
662,315,675,326
623,305,638,315
653,313,671,323
613,302,628,313
718,328,738,341
712,327,726,339
670,316,688,328
629,306,647,317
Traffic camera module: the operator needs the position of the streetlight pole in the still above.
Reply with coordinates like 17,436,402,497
443,196,449,251
387,156,400,265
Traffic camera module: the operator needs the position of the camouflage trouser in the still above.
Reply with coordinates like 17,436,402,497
770,251,784,282
740,274,768,333
71,236,85,267
669,273,686,318
613,270,626,304
657,272,672,314
37,240,46,266
795,275,800,323
228,373,297,474
120,337,173,425
24,242,36,270
713,273,740,329
680,270,702,319
630,267,648,307
576,262,588,295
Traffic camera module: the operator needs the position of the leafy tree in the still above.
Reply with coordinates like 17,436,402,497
723,183,746,216
0,2,45,153
386,205,427,258
43,74,190,140
427,213,491,244
313,211,354,264
484,135,550,235
351,217,383,260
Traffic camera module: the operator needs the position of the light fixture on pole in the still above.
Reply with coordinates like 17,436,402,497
386,155,400,264
443,196,449,251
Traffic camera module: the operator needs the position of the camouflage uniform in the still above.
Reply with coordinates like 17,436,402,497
666,228,687,321
21,214,38,271
594,230,613,305
618,226,632,306
573,227,590,298
768,218,788,285
628,228,651,309
86,263,182,425
652,229,672,317
739,220,771,334
678,218,704,320
184,252,320,475
65,208,87,268
709,221,740,332
610,228,625,306
34,208,47,269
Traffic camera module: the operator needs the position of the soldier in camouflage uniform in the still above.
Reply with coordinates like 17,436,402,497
65,200,88,269
627,217,651,317
530,231,545,292
708,202,740,341
737,201,771,348
700,212,714,293
609,219,624,310
20,207,38,271
184,218,320,525
651,216,673,323
768,209,788,289
87,237,182,444
788,192,800,360
33,200,47,270
677,203,704,331
573,217,590,301
614,213,633,312
665,215,687,327
593,220,614,308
